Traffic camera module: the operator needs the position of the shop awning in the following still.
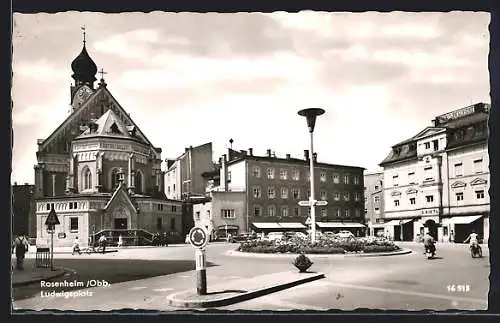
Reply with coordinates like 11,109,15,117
278,222,306,229
384,219,414,226
316,222,366,228
252,222,281,229
442,215,482,225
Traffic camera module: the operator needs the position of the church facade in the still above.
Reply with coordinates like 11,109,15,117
34,35,182,247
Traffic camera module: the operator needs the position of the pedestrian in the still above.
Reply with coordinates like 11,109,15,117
12,233,29,270
162,232,168,246
118,235,123,248
99,235,107,254
72,236,82,255
450,230,455,243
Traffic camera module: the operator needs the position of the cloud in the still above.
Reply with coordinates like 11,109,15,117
11,11,490,184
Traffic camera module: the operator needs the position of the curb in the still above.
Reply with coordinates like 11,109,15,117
343,248,413,257
226,248,412,259
167,272,325,308
12,267,68,287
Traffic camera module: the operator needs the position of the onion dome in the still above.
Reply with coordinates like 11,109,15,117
71,44,97,85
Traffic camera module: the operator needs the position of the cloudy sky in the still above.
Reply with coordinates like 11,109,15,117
12,11,490,184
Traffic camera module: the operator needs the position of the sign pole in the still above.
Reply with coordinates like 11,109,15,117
50,229,54,271
45,207,60,271
188,226,209,296
195,248,207,295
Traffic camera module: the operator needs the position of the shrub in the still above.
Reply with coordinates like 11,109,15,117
238,236,400,254
292,253,313,272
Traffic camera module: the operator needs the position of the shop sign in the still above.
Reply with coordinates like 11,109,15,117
421,208,439,216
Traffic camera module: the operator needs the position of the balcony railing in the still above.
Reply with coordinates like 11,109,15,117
90,229,154,246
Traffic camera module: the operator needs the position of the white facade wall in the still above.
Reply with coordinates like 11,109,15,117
382,132,489,242
227,161,246,191
165,162,181,200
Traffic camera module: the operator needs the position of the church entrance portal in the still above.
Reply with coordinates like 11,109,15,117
114,218,127,230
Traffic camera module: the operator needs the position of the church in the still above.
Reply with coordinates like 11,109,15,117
34,32,183,248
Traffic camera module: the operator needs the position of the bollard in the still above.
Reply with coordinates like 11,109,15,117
195,248,207,295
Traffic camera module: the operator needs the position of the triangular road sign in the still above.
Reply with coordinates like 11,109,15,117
45,208,60,226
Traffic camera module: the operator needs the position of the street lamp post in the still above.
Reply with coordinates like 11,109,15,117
298,108,325,244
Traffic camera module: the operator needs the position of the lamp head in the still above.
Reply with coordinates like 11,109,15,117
298,108,325,132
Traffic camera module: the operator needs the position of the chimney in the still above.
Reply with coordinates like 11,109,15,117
185,147,189,152
248,148,253,156
313,153,317,162
267,149,272,157
286,154,291,159
304,150,310,160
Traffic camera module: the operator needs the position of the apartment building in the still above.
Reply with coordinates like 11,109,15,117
195,148,366,237
379,103,490,243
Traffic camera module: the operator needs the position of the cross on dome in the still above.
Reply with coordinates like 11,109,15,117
81,25,86,45
98,68,107,80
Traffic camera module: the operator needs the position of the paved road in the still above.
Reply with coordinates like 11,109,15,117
223,242,490,311
12,242,489,311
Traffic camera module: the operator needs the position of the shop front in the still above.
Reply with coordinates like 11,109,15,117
216,224,239,239
383,219,415,241
278,222,307,233
441,215,483,243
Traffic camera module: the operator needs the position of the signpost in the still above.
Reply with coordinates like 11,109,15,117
299,200,328,239
45,207,60,271
188,226,209,295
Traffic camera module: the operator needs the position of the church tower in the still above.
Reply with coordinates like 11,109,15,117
70,26,98,110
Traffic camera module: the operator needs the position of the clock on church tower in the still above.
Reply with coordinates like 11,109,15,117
72,85,93,108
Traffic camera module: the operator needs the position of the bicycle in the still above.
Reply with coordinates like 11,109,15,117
81,245,103,254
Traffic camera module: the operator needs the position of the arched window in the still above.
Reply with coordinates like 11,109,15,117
83,168,92,190
82,167,92,190
110,168,121,190
135,170,143,193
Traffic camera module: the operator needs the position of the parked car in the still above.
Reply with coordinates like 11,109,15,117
336,230,355,239
293,232,307,240
229,233,257,243
265,232,284,241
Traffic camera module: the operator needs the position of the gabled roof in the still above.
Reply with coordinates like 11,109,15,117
104,182,137,212
411,127,447,141
39,86,102,150
75,108,148,144
39,85,156,151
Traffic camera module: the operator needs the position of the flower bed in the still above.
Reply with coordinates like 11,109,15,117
238,236,400,254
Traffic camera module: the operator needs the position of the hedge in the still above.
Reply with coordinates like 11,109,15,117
238,237,400,254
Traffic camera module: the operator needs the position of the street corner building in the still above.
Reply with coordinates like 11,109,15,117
193,148,366,238
379,103,490,243
33,37,183,248
363,172,385,237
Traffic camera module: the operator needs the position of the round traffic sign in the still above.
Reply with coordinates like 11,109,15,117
188,226,208,249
